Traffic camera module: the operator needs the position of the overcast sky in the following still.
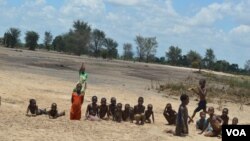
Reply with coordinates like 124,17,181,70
0,0,249,68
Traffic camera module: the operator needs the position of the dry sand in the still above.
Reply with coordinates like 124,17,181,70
0,47,249,141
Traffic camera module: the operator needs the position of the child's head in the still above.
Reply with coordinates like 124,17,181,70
101,98,106,105
29,99,36,106
208,107,215,116
111,97,116,105
166,103,172,110
147,104,153,111
232,117,238,125
180,94,189,105
125,104,130,110
92,96,97,104
76,83,82,93
200,111,206,119
117,103,122,110
222,108,229,116
51,103,57,111
199,79,206,88
138,97,144,105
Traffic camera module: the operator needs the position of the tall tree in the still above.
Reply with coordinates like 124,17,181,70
52,35,64,51
73,20,91,34
104,38,118,59
144,37,158,63
135,35,158,62
245,60,250,72
44,31,53,51
90,29,106,57
187,50,202,68
3,28,21,48
66,20,91,55
166,46,182,65
25,31,39,50
203,48,216,69
123,43,134,60
135,35,145,62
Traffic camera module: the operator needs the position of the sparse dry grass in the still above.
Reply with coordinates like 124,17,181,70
153,71,250,110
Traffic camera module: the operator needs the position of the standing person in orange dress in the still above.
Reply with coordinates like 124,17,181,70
70,83,84,120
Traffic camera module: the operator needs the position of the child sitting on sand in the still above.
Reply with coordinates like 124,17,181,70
26,99,46,116
232,117,238,125
85,96,100,121
47,103,65,119
99,98,109,120
145,104,154,123
108,97,117,120
163,103,177,125
134,97,146,125
220,108,229,125
196,111,208,131
122,104,131,122
114,103,123,122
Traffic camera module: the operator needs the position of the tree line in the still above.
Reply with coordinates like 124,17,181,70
165,46,250,74
0,20,249,74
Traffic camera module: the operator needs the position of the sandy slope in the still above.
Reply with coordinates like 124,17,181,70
0,47,249,141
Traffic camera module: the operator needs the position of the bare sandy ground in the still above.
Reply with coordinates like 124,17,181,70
0,47,249,141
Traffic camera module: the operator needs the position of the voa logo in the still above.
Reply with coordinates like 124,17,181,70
226,129,246,136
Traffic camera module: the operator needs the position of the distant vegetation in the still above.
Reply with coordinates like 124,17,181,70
0,19,249,75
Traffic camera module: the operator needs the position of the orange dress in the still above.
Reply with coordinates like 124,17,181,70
70,92,84,120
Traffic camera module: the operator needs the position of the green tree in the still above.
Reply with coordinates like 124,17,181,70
214,60,230,72
123,43,134,60
100,48,108,59
25,31,39,50
144,37,158,63
3,28,21,48
166,46,182,65
154,56,166,64
135,35,158,62
178,55,189,66
73,20,91,34
228,64,239,72
203,48,216,69
65,20,91,55
135,35,145,62
90,29,106,57
104,38,118,59
44,31,53,51
52,35,64,51
187,50,202,68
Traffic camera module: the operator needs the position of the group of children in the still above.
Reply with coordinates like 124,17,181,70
83,96,154,124
164,78,239,138
26,99,65,119
80,95,154,124
26,63,241,138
